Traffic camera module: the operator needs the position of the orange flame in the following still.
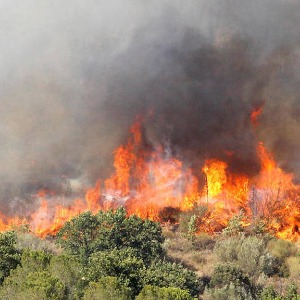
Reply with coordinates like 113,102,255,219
0,116,299,241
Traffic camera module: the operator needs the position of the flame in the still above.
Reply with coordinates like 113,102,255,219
251,106,263,127
0,116,299,241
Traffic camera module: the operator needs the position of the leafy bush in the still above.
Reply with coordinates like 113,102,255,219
143,260,202,297
0,231,21,283
56,208,165,264
214,235,287,278
0,270,66,300
267,239,297,260
259,283,300,300
222,211,245,236
87,248,145,296
205,263,256,300
83,277,131,300
49,254,84,299
20,249,52,273
136,285,194,300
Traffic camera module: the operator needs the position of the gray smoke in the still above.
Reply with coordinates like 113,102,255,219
0,0,300,213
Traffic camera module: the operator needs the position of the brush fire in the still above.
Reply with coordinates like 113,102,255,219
0,108,299,241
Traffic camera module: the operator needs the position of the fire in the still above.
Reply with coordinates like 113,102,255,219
250,106,263,127
0,115,299,240
203,160,227,198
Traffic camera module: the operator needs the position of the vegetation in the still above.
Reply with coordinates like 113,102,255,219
0,208,300,299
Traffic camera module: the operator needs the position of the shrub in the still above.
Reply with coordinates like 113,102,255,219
0,270,66,300
56,208,165,265
83,277,131,300
179,205,208,234
214,235,287,278
267,239,297,260
143,260,202,297
20,249,52,273
49,254,84,299
136,285,194,300
206,263,256,300
0,231,21,283
222,211,245,236
87,248,145,296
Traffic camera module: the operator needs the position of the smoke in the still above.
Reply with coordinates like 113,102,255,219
0,0,300,211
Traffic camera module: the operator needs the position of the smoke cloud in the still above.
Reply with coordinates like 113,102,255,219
0,0,300,212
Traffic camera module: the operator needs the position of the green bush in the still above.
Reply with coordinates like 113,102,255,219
221,211,245,236
87,248,145,296
0,231,21,283
206,263,256,300
0,270,66,300
136,285,194,300
143,260,202,297
20,249,52,273
83,277,131,300
56,208,165,264
214,235,287,278
259,283,300,300
267,239,297,260
49,254,84,299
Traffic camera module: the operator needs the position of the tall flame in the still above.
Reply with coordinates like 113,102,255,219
0,114,299,240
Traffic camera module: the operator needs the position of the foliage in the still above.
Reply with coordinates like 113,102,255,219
0,269,66,300
87,248,145,296
187,214,197,241
260,283,300,300
56,211,101,264
222,211,245,236
56,208,165,264
267,239,297,260
20,249,52,273
0,231,21,283
206,263,255,300
83,277,131,300
49,254,84,299
214,235,288,278
143,259,202,297
136,285,194,300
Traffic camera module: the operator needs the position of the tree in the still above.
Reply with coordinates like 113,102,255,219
0,231,21,283
56,212,100,264
83,277,131,300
